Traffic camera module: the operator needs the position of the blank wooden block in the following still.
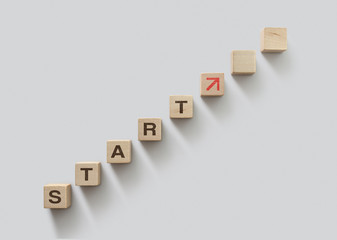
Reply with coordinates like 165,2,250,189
200,73,225,96
107,140,131,163
44,184,71,209
170,95,193,118
138,118,162,141
231,50,256,75
75,162,101,186
261,27,287,52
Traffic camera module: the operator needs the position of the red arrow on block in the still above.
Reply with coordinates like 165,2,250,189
206,78,220,91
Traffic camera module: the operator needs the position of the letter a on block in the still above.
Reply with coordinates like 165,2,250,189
44,184,71,209
107,140,131,163
138,118,162,141
200,73,224,96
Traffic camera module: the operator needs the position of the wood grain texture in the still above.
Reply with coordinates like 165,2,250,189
138,118,162,141
170,95,193,118
231,50,256,75
75,162,101,186
200,73,225,96
261,27,287,52
107,140,132,163
44,184,71,209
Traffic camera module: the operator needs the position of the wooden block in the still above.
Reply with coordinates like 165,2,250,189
75,162,101,186
261,27,287,52
44,184,71,209
170,95,193,118
200,73,225,96
138,118,162,141
107,140,132,163
231,50,256,75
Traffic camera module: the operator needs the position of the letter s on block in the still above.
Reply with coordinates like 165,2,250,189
49,190,61,204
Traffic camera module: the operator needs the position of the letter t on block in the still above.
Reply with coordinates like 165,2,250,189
75,162,101,186
138,118,162,141
170,95,193,118
107,140,132,163
200,73,224,96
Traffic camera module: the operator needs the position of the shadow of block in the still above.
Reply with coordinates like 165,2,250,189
109,146,147,191
170,101,208,144
261,42,293,77
49,190,89,238
232,64,264,100
140,120,183,169
80,166,116,219
201,90,232,122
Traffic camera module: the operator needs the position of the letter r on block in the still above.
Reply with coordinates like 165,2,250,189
138,118,162,141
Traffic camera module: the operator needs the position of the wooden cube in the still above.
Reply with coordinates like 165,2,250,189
200,73,225,96
231,50,256,75
170,95,193,118
138,118,162,141
75,162,101,186
44,184,71,209
261,27,287,52
107,140,132,163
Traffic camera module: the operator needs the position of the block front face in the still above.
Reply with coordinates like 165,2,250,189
170,95,193,118
231,50,256,75
107,140,131,163
261,27,287,52
75,162,101,186
200,73,224,96
44,184,71,209
138,118,162,141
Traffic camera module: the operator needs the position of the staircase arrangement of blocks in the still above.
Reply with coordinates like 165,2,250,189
44,27,288,209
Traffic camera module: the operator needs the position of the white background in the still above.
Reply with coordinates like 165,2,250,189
1,0,337,239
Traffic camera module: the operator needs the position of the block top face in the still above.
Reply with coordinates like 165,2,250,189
170,95,193,118
138,118,162,141
200,73,225,96
261,27,287,52
44,184,70,187
76,162,101,165
107,140,132,163
231,50,256,75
